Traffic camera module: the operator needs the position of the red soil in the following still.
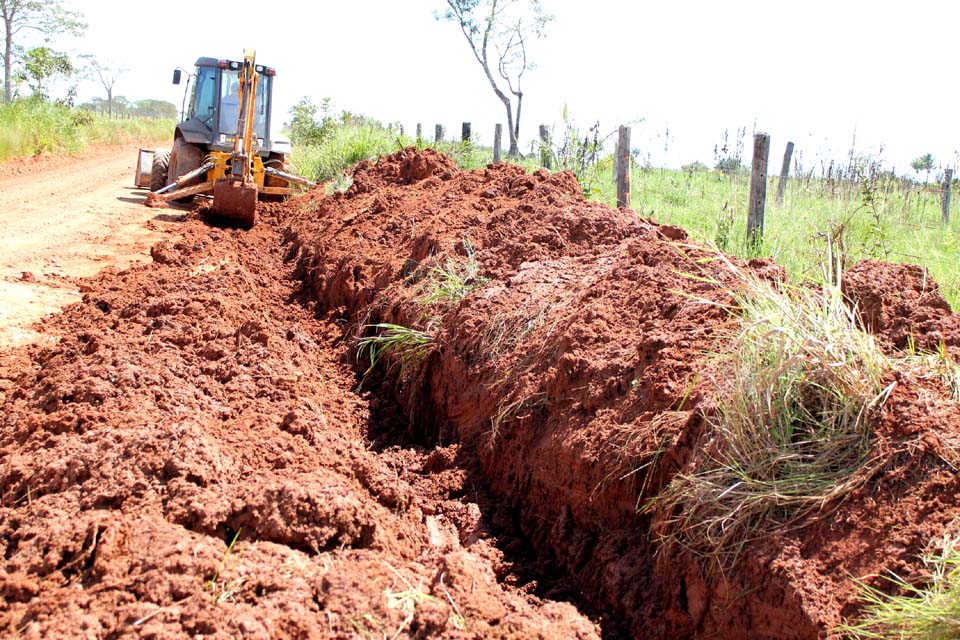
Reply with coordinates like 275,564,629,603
0,210,597,638
3,148,959,639
288,149,960,638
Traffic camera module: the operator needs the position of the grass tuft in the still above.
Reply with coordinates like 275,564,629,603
417,240,488,308
648,257,895,568
356,323,436,379
839,532,960,639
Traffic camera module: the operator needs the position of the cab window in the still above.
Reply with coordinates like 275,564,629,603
192,65,217,124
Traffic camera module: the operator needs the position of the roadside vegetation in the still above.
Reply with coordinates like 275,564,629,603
0,98,173,162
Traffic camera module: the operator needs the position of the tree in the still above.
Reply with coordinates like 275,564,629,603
14,45,71,99
1,0,86,101
439,0,552,157
85,58,125,117
910,153,935,183
134,99,176,119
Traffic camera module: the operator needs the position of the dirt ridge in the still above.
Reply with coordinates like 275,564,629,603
288,148,960,638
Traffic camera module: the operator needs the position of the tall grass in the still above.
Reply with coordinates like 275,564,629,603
0,98,173,162
292,123,408,184
839,532,960,639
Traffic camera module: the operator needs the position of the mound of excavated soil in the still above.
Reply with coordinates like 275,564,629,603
4,148,960,639
286,148,960,638
0,212,598,638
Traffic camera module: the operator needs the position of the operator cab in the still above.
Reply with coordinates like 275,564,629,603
172,56,290,157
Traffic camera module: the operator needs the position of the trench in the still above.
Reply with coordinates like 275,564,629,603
356,367,616,634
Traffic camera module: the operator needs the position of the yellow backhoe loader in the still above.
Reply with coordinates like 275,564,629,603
137,49,314,227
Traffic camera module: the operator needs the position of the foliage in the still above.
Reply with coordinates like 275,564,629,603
14,45,71,100
438,0,552,156
78,96,176,119
291,121,404,185
715,156,744,174
288,96,333,146
682,161,709,173
839,532,960,639
1,0,86,101
647,257,894,569
911,153,936,182
81,57,125,117
539,105,611,195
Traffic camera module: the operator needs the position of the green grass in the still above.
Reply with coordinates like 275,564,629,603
290,123,538,185
292,123,408,183
647,256,896,569
839,533,960,639
356,323,436,378
0,98,173,162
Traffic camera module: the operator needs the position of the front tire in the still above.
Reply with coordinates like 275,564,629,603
166,138,205,203
150,150,170,192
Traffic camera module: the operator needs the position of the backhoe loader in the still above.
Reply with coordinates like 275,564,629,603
137,49,314,227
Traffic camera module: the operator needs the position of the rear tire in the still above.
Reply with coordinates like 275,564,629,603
149,150,170,192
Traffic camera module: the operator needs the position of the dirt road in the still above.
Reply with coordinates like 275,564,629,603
0,147,173,347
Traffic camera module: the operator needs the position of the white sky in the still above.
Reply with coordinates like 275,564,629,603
38,0,960,173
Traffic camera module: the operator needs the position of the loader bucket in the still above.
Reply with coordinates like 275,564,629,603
211,179,258,228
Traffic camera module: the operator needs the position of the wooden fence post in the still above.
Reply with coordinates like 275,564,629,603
416,123,422,141
776,141,794,205
461,122,471,142
493,124,503,163
944,168,954,224
615,125,631,209
747,132,771,247
539,125,551,169
435,124,444,144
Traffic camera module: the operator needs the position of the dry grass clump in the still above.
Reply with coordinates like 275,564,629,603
839,532,960,639
650,261,895,568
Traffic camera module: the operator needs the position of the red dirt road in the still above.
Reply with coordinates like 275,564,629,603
0,146,174,348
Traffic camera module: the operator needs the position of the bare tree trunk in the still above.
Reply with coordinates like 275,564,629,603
512,92,523,157
107,86,112,117
3,22,12,102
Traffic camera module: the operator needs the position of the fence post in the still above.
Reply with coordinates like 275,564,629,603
493,124,503,163
539,125,551,169
615,125,631,209
435,124,444,144
747,132,771,247
416,123,422,141
944,168,954,224
461,122,471,142
776,141,794,205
